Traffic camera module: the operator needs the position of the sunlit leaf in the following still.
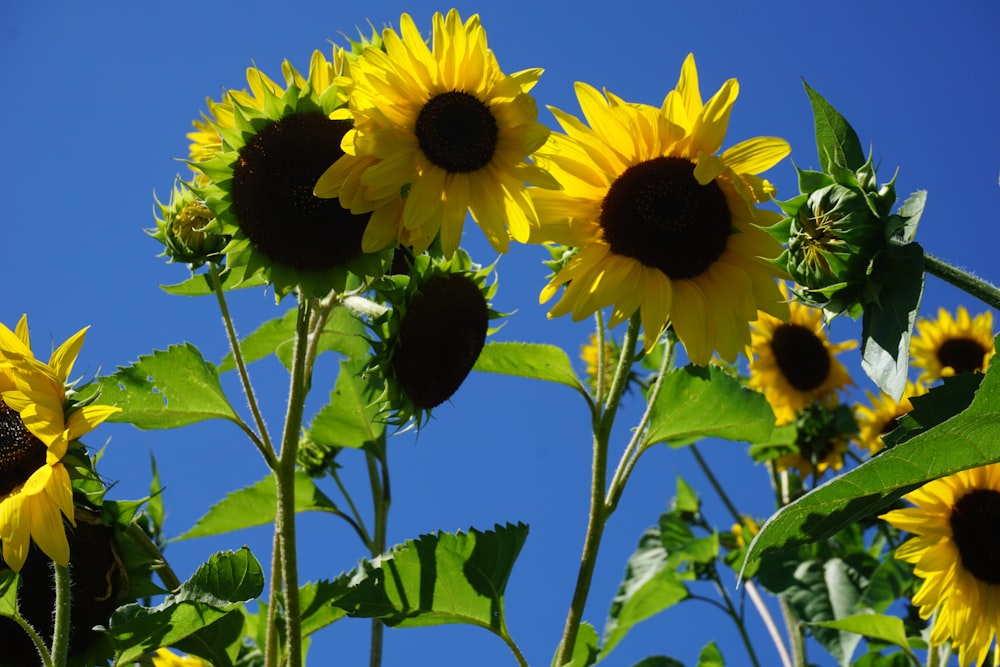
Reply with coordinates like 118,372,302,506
95,343,239,429
0,570,18,618
104,547,264,663
330,523,528,635
743,351,999,572
553,622,599,667
804,81,865,172
175,472,339,540
473,341,584,392
643,365,774,449
160,263,267,296
810,614,919,666
309,358,386,451
171,610,245,667
697,642,725,667
300,580,350,637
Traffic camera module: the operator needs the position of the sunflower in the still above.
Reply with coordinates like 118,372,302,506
772,399,854,479
152,648,212,667
192,51,387,298
748,283,856,425
0,316,120,571
881,463,1000,667
854,380,928,455
366,249,500,426
911,306,995,383
313,9,554,257
530,54,790,362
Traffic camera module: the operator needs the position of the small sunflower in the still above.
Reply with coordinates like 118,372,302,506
854,380,928,455
772,400,855,479
192,51,386,298
0,316,120,571
911,306,995,383
749,284,856,425
149,180,227,267
530,54,790,362
367,250,500,426
579,332,616,392
881,463,1000,667
313,9,554,257
152,648,212,667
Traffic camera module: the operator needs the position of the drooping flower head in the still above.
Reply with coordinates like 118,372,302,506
881,463,1000,667
748,283,856,425
314,9,555,257
911,306,995,383
192,50,387,298
530,54,790,362
0,316,120,571
366,250,499,426
854,380,928,455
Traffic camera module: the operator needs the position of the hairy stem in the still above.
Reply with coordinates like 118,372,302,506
50,563,71,667
922,249,1000,311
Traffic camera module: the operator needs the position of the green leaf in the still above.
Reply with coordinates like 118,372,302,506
105,547,264,663
309,358,386,451
160,263,267,296
810,614,919,665
171,609,245,667
886,190,927,242
95,343,239,429
473,341,584,392
697,642,725,667
743,342,1000,572
643,365,774,449
0,570,18,618
300,580,350,637
601,526,689,659
553,622,599,667
218,306,368,372
632,658,685,667
804,81,865,173
861,242,925,399
175,472,339,540
331,523,528,633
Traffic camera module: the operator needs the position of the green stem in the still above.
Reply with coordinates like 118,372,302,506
209,262,277,469
366,443,390,667
690,445,742,523
272,298,313,667
779,595,807,667
125,521,181,592
264,527,282,667
711,570,761,667
555,315,641,666
332,468,373,549
50,563,71,666
15,612,52,667
922,249,1000,311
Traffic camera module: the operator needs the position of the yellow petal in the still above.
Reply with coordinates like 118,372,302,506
721,137,791,175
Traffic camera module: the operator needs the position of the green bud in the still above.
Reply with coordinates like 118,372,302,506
149,181,229,267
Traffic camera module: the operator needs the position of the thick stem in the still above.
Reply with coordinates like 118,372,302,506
779,595,807,667
50,563,71,666
366,444,390,667
555,315,641,666
264,527,282,667
922,249,1000,311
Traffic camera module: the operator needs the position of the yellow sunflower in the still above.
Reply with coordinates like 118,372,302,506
313,9,554,257
530,54,790,362
854,380,928,455
0,315,120,571
881,463,1000,667
152,648,211,667
911,306,995,383
748,284,856,425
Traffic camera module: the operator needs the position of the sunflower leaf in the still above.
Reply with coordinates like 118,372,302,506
473,341,584,392
0,570,18,618
697,642,725,667
553,622,599,667
804,81,865,173
308,358,386,451
643,365,774,449
160,263,267,296
174,472,339,541
218,305,369,372
170,609,245,667
102,547,263,663
742,340,1000,573
96,343,239,429
329,523,528,635
861,242,924,400
810,614,919,664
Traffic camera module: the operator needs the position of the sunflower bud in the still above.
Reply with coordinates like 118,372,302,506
150,182,228,268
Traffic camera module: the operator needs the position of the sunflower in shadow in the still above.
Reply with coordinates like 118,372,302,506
881,463,1000,667
911,306,994,383
0,316,119,571
772,399,855,479
854,380,928,455
749,283,855,425
314,9,554,257
528,54,789,363
192,49,387,298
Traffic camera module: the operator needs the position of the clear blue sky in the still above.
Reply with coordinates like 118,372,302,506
2,1,998,665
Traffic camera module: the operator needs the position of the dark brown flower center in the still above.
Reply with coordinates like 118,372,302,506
0,399,46,497
415,91,498,173
771,324,831,392
392,274,489,410
230,112,369,271
936,338,988,375
949,488,1000,585
600,157,731,280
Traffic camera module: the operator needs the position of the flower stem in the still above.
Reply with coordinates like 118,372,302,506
710,570,762,667
555,315,640,666
50,563,71,667
922,249,1000,311
366,443,390,667
16,613,52,667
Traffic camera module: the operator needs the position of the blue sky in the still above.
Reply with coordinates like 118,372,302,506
2,1,999,665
